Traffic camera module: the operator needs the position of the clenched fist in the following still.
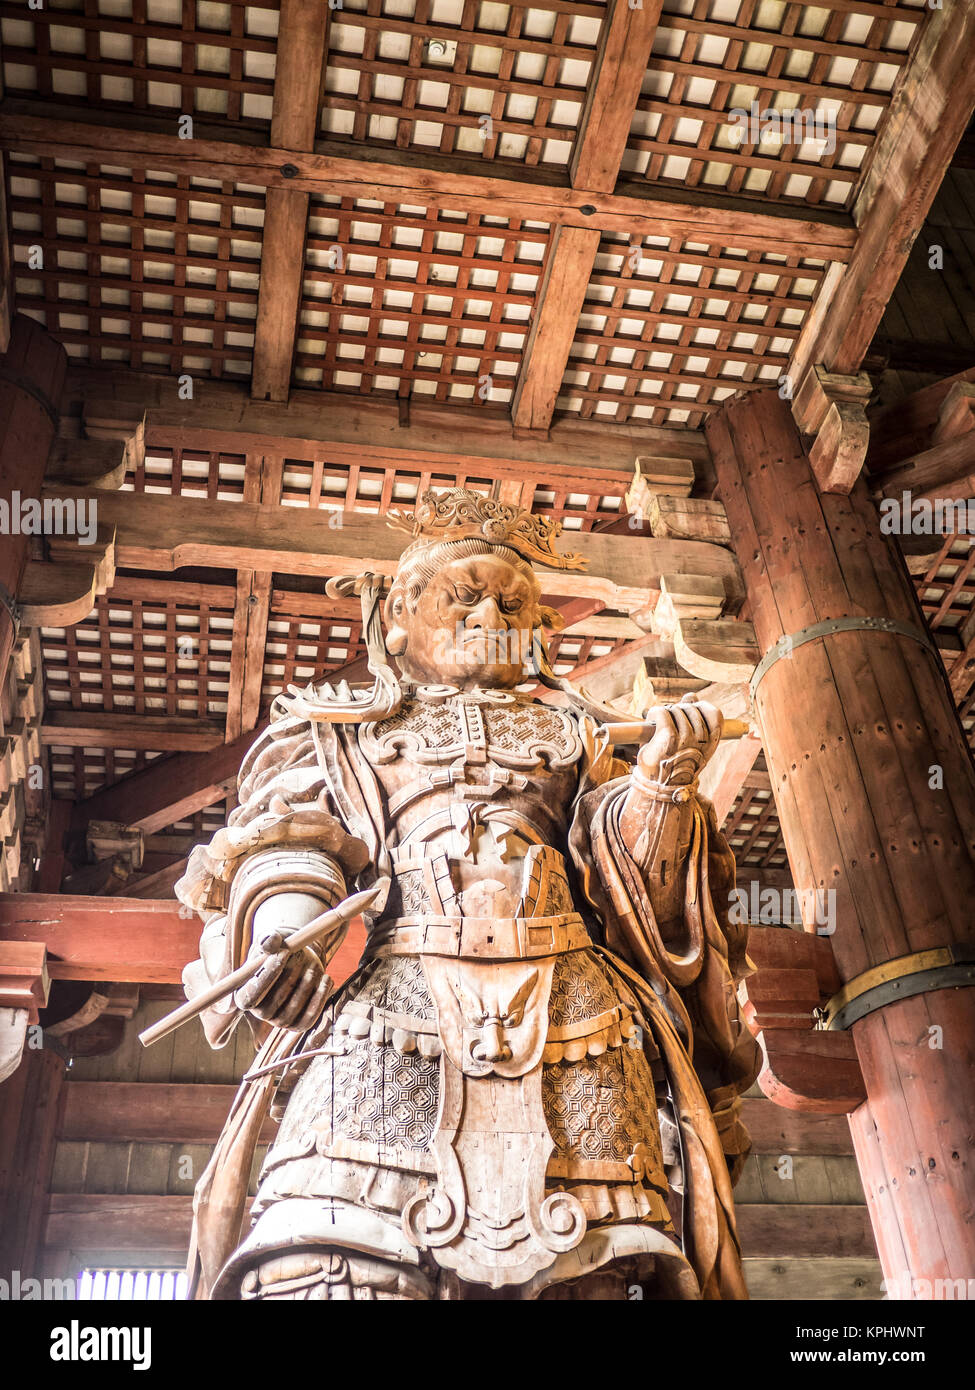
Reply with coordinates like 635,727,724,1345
234,931,334,1031
233,890,340,1031
637,699,722,788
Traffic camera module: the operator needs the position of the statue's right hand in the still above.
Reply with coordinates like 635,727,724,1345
233,933,333,1030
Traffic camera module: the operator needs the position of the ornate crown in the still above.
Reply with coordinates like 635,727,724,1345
387,488,587,572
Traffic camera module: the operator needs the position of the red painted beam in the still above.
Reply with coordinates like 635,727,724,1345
0,893,366,985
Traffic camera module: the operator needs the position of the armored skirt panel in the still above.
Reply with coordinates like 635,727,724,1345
222,944,691,1300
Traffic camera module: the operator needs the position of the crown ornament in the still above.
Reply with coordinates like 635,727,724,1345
387,488,587,572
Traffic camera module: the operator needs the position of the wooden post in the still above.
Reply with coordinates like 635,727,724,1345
0,1045,66,1286
708,386,975,1294
0,315,67,680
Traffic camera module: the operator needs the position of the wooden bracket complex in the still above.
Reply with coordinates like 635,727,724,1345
792,363,872,494
743,926,866,1114
627,461,761,686
0,940,49,1083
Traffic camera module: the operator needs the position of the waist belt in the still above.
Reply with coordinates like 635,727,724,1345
369,913,592,960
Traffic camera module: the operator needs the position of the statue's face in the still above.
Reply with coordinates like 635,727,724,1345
389,553,540,689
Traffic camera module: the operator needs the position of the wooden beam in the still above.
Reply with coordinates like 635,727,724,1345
71,725,259,834
736,1205,875,1261
57,1085,851,1154
250,0,330,401
0,893,198,983
510,225,600,432
743,1258,881,1300
74,364,711,472
59,1081,275,1145
569,0,664,193
511,0,663,432
871,431,975,503
0,108,858,257
790,0,975,384
45,1194,194,1252
119,857,189,900
225,569,272,743
41,487,746,616
741,1096,854,1158
225,454,280,742
0,892,366,985
41,711,226,752
867,366,975,474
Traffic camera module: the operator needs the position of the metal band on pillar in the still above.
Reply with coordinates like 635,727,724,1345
819,947,975,1031
750,616,940,701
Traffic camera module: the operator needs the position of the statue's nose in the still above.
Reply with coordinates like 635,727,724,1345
465,597,503,631
471,1023,511,1062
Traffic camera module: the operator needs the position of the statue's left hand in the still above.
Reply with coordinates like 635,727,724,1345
233,933,333,1030
232,892,341,1029
636,698,722,787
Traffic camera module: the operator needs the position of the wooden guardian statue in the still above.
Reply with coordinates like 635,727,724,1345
170,488,760,1300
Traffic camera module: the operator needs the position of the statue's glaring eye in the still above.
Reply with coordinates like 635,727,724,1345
453,586,479,605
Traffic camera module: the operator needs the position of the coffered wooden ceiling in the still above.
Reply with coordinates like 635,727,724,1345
0,0,927,427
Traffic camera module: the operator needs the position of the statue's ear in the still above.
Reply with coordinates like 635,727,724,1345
384,590,409,656
537,604,565,632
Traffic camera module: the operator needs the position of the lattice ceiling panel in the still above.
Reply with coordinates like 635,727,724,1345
561,231,825,425
626,0,926,209
7,153,262,376
915,535,975,638
547,629,621,675
129,445,250,498
723,761,790,873
46,744,168,802
321,0,602,165
296,197,548,402
914,533,975,748
124,440,631,530
40,583,236,720
263,591,366,712
1,0,278,128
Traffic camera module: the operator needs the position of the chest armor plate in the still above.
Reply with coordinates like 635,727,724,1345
358,689,584,771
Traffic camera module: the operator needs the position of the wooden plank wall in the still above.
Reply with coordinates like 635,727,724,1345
42,1001,260,1284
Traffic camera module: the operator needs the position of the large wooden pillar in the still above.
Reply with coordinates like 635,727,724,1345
0,1044,65,1285
708,387,975,1294
0,314,66,680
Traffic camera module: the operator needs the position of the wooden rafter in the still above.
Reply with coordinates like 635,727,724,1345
511,0,663,432
250,0,330,402
38,1191,875,1262
0,109,858,257
69,728,258,836
511,225,600,433
224,453,281,742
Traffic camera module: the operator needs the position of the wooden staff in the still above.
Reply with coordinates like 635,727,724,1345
139,882,386,1048
602,716,750,746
